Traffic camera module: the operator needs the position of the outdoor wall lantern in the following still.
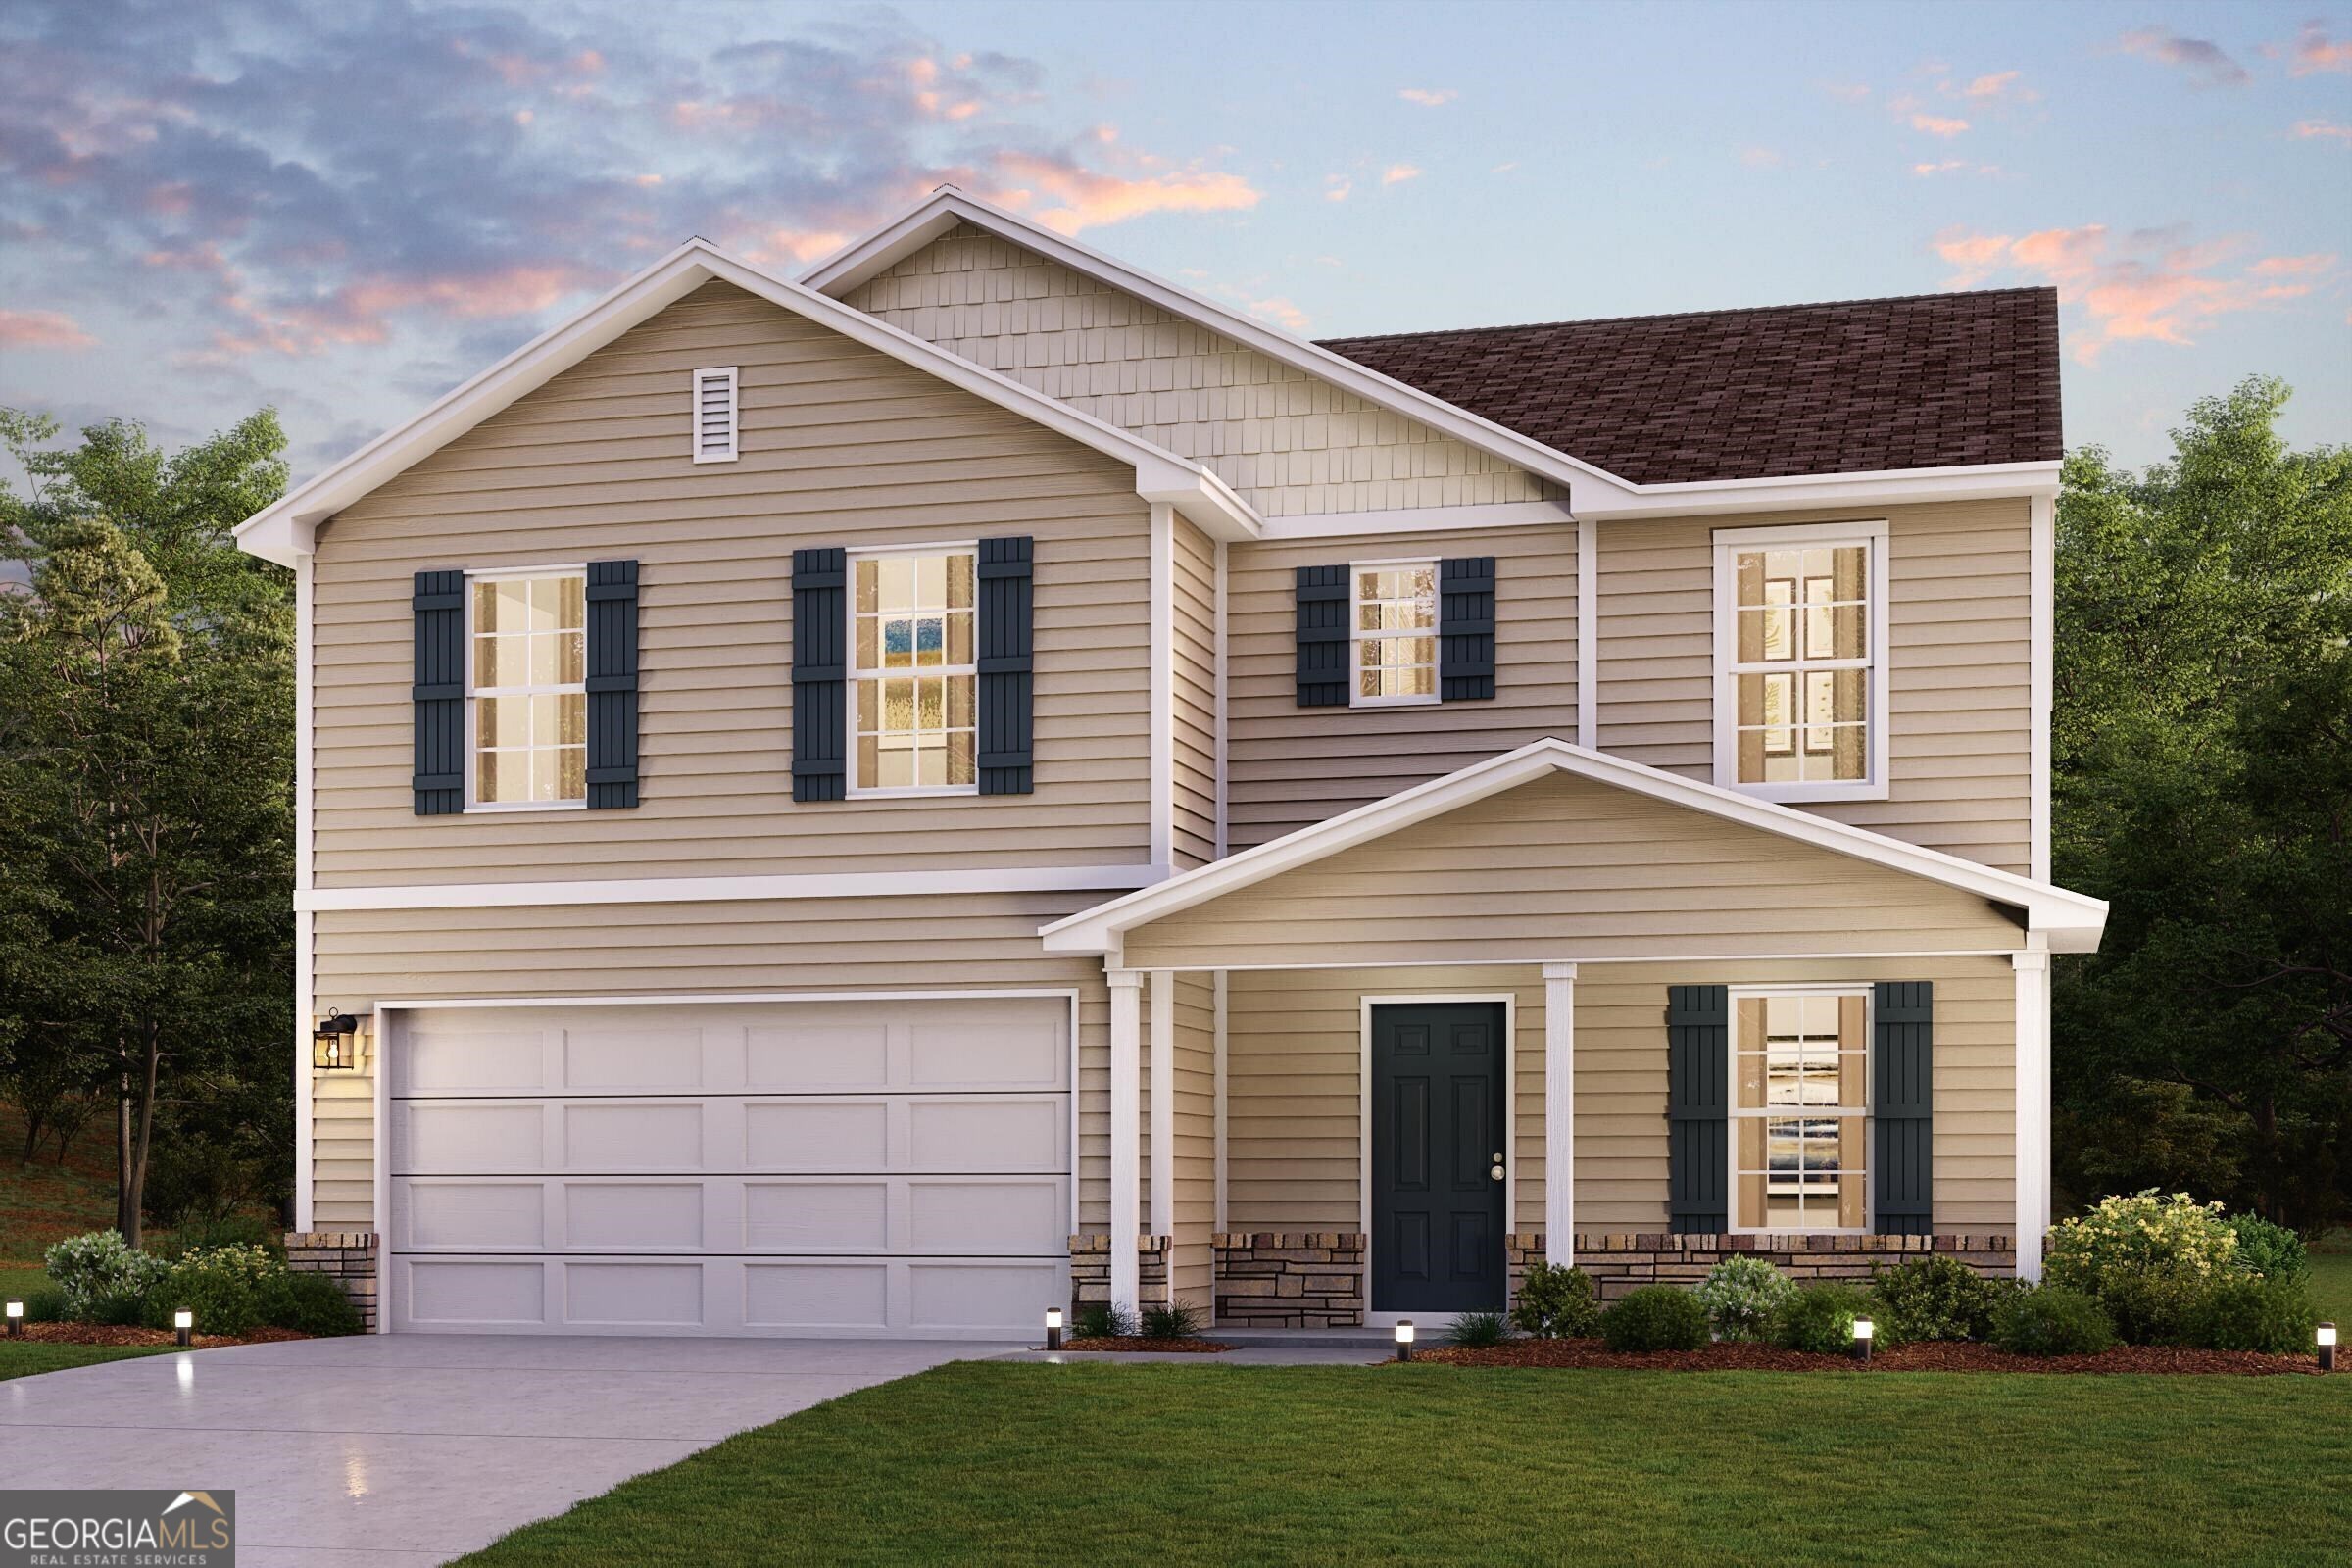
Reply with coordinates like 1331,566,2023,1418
1045,1306,1064,1352
4,1299,21,1339
173,1307,194,1348
1395,1320,1415,1362
1851,1316,1875,1364
313,1007,364,1071
2321,1321,2337,1374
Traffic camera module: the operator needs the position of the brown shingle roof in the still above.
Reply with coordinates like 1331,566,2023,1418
1316,287,2060,486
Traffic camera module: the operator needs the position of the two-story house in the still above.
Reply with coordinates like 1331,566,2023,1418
236,187,2105,1339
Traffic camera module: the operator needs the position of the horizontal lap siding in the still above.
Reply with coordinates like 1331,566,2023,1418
1171,518,1218,869
1221,955,2014,1239
1121,772,2022,970
839,222,1556,519
306,893,1109,1230
312,280,1151,887
1596,500,2032,874
1172,970,1216,1300
1225,525,1578,851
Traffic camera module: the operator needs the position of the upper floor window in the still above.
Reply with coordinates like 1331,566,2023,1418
1352,560,1439,707
1713,520,1887,802
469,569,586,808
852,548,976,794
1732,988,1870,1233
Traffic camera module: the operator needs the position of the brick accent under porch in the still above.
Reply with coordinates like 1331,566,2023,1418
1212,1232,1366,1327
1068,1234,1171,1315
284,1230,379,1332
1509,1232,2018,1304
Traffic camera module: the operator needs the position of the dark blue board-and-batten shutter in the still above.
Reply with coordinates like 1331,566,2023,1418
1438,557,1496,701
1666,984,1730,1233
411,569,465,815
1295,564,1349,706
976,537,1035,795
584,561,640,809
791,548,848,803
1873,981,1935,1236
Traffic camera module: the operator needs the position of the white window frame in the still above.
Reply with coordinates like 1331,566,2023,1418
690,366,738,464
463,563,590,815
1711,517,1890,803
1727,982,1873,1237
847,541,981,800
1348,556,1442,710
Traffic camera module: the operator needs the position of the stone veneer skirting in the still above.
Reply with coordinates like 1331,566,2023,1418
1509,1231,2018,1303
284,1230,379,1332
1068,1234,1171,1313
1213,1232,1366,1327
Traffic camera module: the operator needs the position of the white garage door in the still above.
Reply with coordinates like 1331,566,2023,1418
383,996,1071,1338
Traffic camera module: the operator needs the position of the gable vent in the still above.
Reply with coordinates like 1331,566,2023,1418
691,367,738,463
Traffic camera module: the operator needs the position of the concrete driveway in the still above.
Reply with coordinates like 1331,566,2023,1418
0,1334,1017,1566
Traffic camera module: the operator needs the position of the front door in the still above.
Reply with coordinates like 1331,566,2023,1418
1370,1002,1507,1313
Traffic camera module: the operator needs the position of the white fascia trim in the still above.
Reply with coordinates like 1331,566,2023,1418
2029,492,2055,884
1577,461,2062,521
231,238,1260,567
1038,736,2107,955
301,862,1167,912
1259,499,1575,541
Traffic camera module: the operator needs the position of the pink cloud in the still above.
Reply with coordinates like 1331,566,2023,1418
1911,113,1970,138
2289,21,2352,74
1956,70,2025,99
985,151,1260,235
1324,175,1352,202
0,309,96,350
204,261,604,358
2118,27,2250,87
1818,81,1874,103
1242,294,1310,331
1739,146,1786,170
1379,163,1421,185
1932,222,2333,361
741,228,855,268
2293,118,2352,143
1397,87,1456,107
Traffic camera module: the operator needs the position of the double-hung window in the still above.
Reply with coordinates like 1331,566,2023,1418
851,547,977,794
467,568,587,808
1351,559,1439,706
1713,519,1887,801
1731,988,1870,1233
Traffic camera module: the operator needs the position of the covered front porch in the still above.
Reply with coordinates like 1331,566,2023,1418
1040,740,2107,1324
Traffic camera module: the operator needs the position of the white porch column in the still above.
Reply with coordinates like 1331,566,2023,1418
1544,962,1578,1266
1108,967,1144,1315
1149,970,1175,1240
2014,941,2052,1282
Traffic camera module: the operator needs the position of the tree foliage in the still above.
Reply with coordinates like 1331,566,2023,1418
2052,376,2352,1231
0,408,294,1242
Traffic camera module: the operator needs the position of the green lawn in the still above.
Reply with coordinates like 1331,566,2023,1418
0,1264,47,1301
461,1361,2351,1567
2307,1250,2351,1323
0,1343,173,1381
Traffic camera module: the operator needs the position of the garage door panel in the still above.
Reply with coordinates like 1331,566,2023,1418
563,1102,704,1169
564,1182,706,1250
906,1097,1068,1170
745,1262,889,1330
398,1179,546,1250
564,1261,706,1327
908,1015,1067,1091
398,1102,547,1173
743,1181,889,1250
908,1262,1065,1330
398,1026,544,1097
405,1258,549,1326
743,1101,889,1169
562,1026,710,1092
745,1023,890,1090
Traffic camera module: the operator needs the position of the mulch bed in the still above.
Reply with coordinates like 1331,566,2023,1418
7,1322,310,1349
1406,1338,2326,1375
1060,1336,1236,1353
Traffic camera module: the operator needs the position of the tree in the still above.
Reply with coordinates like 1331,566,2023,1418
0,409,294,1244
2052,377,2352,1230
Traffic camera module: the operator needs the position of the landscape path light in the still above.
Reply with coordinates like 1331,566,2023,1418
2321,1321,2336,1374
1045,1306,1063,1352
1851,1315,1874,1364
4,1298,21,1339
1395,1320,1415,1363
173,1308,193,1348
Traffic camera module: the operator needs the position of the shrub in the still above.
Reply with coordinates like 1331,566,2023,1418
1695,1256,1794,1343
1073,1301,1135,1340
1446,1310,1513,1348
257,1273,364,1337
1509,1261,1600,1339
1872,1256,2004,1343
2225,1214,2308,1286
139,1245,292,1338
2045,1192,2240,1344
45,1230,171,1318
161,1215,280,1258
1139,1299,1203,1341
1990,1286,2117,1357
87,1291,150,1327
17,1285,67,1323
1600,1286,1709,1352
1772,1283,1880,1354
2186,1275,2321,1355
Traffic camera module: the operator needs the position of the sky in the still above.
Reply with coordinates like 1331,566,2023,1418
1,0,2347,489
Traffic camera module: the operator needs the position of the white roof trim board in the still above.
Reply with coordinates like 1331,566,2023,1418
802,188,2063,520
232,238,1262,566
1039,736,2109,956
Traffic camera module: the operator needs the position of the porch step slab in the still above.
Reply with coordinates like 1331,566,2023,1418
1212,1327,1399,1350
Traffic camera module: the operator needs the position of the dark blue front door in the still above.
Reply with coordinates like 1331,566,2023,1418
1370,1002,1507,1313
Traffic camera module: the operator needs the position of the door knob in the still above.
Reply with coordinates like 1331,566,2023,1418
1490,1153,1505,1181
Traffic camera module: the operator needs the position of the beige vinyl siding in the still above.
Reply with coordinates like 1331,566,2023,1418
1224,524,1578,852
1595,499,2033,874
1119,770,2024,971
311,279,1152,887
1170,970,1216,1300
839,221,1557,519
1221,954,2014,1238
307,893,1111,1230
1171,516,1218,869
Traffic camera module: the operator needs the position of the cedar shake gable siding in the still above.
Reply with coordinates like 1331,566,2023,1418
1319,287,2060,484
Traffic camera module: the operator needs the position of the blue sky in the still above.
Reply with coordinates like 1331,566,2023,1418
2,0,2345,484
